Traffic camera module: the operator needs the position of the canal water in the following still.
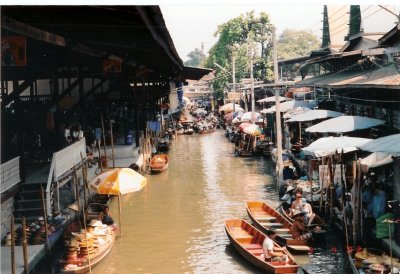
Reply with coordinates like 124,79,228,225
55,130,350,273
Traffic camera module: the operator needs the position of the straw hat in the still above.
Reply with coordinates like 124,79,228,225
89,219,103,227
68,203,79,212
292,209,305,218
285,185,295,193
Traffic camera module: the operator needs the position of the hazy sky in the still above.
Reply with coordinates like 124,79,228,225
161,4,325,61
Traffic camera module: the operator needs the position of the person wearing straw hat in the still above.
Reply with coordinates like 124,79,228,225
290,210,321,240
280,185,296,211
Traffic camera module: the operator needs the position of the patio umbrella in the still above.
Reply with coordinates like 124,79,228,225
358,133,400,153
257,96,289,103
302,136,372,157
286,109,343,122
283,107,312,119
219,103,244,113
243,124,263,136
238,122,252,131
264,100,316,113
305,115,385,133
90,168,147,236
241,111,261,122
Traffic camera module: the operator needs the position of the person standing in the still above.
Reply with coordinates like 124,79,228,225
64,124,72,146
93,126,102,149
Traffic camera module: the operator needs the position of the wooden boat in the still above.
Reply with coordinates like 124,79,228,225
279,207,326,229
224,219,299,274
246,201,310,254
149,154,169,173
60,226,116,273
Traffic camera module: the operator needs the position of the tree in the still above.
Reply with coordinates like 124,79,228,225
203,11,274,100
184,47,206,67
277,29,320,60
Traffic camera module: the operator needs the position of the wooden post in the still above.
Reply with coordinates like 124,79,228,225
40,186,50,252
80,152,88,207
22,217,29,274
73,167,80,212
11,216,16,274
81,200,92,274
100,113,108,167
110,120,115,168
98,141,102,172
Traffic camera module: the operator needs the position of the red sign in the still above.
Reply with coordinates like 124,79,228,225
1,36,26,66
103,59,121,73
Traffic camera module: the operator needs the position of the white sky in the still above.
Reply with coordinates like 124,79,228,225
161,4,324,61
159,1,399,61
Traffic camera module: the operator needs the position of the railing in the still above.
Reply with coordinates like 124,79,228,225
46,139,86,215
1,156,21,193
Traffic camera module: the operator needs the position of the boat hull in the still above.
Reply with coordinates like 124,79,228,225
246,201,310,254
224,219,299,274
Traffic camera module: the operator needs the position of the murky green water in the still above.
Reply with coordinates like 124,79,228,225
46,130,350,273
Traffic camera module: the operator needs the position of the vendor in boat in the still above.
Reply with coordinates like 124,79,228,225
280,185,295,211
290,210,321,240
98,205,114,226
290,188,315,226
262,229,288,263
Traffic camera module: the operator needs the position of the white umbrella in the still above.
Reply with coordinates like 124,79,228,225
219,103,244,113
241,111,261,122
283,107,312,119
286,109,343,122
358,133,400,153
302,136,372,157
305,115,385,133
263,100,316,113
257,96,289,103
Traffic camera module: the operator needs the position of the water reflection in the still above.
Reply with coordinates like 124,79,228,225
87,130,348,274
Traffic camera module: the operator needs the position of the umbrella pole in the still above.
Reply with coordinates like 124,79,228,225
118,193,122,237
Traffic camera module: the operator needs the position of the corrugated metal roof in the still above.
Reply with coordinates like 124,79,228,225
297,64,400,89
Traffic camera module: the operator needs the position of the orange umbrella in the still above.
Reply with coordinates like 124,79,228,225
90,168,147,236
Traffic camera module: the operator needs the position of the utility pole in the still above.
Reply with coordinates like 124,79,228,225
232,52,236,113
249,41,255,123
273,26,284,185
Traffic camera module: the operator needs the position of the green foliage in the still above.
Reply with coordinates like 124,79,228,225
184,48,206,67
203,11,274,98
277,29,320,60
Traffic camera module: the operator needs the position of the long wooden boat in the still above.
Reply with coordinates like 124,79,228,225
149,154,169,173
246,201,310,254
279,207,326,229
60,227,116,273
224,219,299,274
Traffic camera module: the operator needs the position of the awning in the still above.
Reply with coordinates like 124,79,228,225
181,66,213,80
305,115,385,133
297,64,400,89
286,109,343,122
302,136,372,157
358,133,400,153
360,151,400,171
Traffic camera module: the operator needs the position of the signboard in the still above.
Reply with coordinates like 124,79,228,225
1,36,26,66
102,59,121,73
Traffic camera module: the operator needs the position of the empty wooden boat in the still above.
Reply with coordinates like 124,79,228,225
224,219,299,274
246,201,310,254
149,154,169,173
